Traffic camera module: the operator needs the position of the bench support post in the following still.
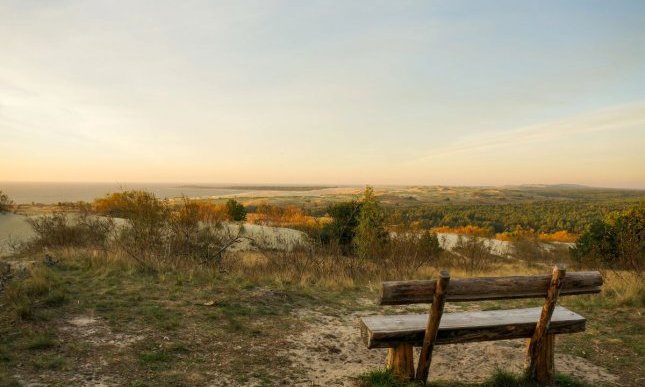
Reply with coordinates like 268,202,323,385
386,343,414,379
526,265,565,386
415,271,450,384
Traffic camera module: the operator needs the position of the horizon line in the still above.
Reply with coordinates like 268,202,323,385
1,180,644,191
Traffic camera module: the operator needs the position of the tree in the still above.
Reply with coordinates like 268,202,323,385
226,199,247,221
0,191,13,213
320,200,362,254
354,186,389,260
612,207,644,274
570,206,644,274
418,230,443,259
570,220,616,267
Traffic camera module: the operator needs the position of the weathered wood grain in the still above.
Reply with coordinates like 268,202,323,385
360,306,585,349
379,271,602,305
416,271,450,383
386,343,414,379
526,265,565,385
526,334,555,386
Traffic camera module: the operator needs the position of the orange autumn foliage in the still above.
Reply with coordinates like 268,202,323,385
431,225,491,236
192,202,230,223
538,230,578,243
247,205,324,228
495,229,578,243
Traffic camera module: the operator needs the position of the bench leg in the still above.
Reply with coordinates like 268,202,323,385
386,344,414,380
526,334,555,386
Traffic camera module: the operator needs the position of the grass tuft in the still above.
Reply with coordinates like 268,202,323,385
358,369,593,387
23,331,56,350
32,356,65,370
357,369,421,387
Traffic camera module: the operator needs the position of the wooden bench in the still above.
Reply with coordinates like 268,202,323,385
359,266,602,385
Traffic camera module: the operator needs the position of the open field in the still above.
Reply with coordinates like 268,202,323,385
3,2,645,386
206,185,645,217
1,248,642,387
5,184,644,211
0,186,642,386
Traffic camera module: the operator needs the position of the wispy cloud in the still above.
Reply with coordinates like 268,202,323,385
411,102,645,163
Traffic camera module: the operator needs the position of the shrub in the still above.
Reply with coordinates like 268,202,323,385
94,191,167,219
354,186,389,260
111,193,245,268
226,199,247,221
114,191,170,264
453,234,497,273
168,198,226,263
2,266,64,322
570,206,644,273
320,200,362,254
380,230,443,278
26,212,114,250
0,190,14,213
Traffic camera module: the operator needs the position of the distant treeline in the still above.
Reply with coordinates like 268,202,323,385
385,199,645,234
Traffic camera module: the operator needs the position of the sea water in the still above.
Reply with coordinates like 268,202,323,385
0,182,250,204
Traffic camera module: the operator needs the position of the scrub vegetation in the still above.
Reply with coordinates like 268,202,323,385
1,185,643,386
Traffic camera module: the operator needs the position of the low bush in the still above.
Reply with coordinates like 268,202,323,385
117,196,241,269
0,191,13,213
25,212,114,251
2,265,65,322
570,206,644,274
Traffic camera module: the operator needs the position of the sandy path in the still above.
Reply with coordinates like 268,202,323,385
286,305,619,386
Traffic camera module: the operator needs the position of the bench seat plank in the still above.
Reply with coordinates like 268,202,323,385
361,306,585,349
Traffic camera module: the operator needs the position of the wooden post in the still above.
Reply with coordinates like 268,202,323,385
415,271,450,383
386,343,414,379
526,265,565,386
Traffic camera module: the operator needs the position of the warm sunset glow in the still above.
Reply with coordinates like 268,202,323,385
1,1,644,188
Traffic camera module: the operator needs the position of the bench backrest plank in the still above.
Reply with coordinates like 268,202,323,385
379,271,602,305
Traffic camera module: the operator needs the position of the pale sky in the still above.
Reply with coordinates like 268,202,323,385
1,1,644,188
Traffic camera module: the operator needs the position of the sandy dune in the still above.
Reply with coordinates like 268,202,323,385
0,213,34,256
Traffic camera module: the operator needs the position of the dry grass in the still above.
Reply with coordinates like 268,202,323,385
2,244,642,386
2,265,64,322
596,270,644,306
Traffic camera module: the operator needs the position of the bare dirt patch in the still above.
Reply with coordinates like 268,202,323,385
62,315,145,348
287,307,620,386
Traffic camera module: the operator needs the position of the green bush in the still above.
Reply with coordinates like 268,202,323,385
0,190,13,213
354,186,389,260
96,193,236,268
320,200,362,254
26,212,114,250
571,206,644,273
226,199,247,221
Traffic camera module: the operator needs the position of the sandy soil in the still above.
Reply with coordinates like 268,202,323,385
286,305,620,386
226,223,308,251
3,284,620,386
0,213,35,256
0,212,308,257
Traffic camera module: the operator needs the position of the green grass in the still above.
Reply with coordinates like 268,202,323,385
138,350,173,370
2,250,642,386
357,369,422,386
32,356,65,370
0,371,21,387
23,331,56,350
358,369,593,387
0,253,311,386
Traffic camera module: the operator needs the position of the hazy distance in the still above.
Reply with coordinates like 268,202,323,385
1,1,644,188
